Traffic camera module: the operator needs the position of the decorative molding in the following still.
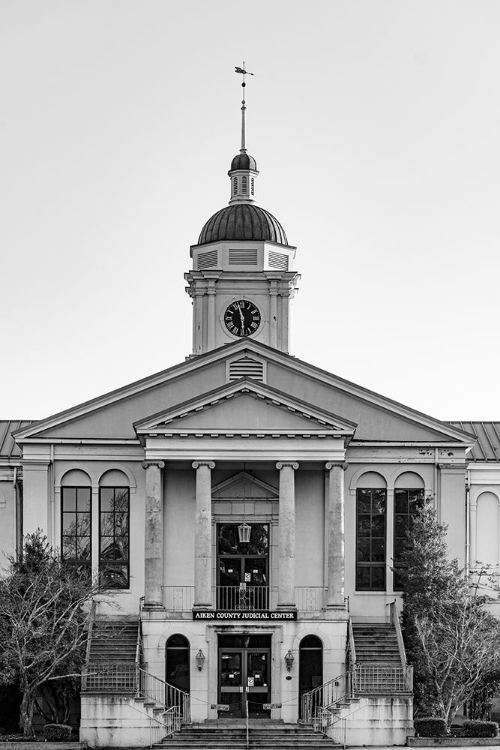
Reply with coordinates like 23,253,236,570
276,462,299,470
325,461,348,471
192,461,215,470
142,461,165,470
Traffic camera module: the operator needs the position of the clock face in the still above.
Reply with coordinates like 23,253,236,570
224,300,261,338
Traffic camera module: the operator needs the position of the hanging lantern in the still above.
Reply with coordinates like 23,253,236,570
284,649,294,672
238,521,251,545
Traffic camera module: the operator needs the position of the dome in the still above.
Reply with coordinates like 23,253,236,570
230,152,257,172
198,204,288,246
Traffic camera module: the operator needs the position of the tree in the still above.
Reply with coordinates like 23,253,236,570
398,503,500,727
0,531,101,736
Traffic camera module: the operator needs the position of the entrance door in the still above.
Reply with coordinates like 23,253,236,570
218,635,271,718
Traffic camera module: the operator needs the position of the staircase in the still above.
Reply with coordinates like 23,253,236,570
155,722,338,749
84,618,139,692
351,622,408,693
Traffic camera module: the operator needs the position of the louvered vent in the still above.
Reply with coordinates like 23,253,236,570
229,357,264,381
198,249,218,269
228,249,258,266
268,251,288,270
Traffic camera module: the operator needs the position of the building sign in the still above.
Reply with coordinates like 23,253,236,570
193,610,297,620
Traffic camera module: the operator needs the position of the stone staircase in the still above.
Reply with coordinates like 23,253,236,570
351,622,407,693
85,618,139,692
155,722,338,749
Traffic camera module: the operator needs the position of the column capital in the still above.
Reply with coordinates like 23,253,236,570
325,461,348,471
276,461,299,471
192,461,215,470
142,461,165,470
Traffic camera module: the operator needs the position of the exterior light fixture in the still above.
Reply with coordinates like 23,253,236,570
196,649,205,671
238,521,251,545
284,649,294,672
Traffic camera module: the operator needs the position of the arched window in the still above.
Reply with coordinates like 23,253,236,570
393,473,425,590
476,492,499,572
299,636,323,718
356,472,387,591
99,470,130,589
166,634,190,694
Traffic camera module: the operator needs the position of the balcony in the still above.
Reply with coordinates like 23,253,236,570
161,585,326,613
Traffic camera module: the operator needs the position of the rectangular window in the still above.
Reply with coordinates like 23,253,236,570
61,487,92,571
356,488,386,591
99,487,130,589
393,488,424,590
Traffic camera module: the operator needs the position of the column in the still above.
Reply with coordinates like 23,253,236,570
276,461,298,609
142,461,165,609
325,462,347,608
193,461,215,609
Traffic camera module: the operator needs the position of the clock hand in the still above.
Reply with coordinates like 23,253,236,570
237,304,245,332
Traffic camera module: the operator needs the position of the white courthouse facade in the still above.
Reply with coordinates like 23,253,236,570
1,100,499,746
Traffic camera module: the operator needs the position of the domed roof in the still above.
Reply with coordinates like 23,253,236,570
198,204,288,246
230,152,257,172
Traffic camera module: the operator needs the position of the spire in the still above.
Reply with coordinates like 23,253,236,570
230,64,258,205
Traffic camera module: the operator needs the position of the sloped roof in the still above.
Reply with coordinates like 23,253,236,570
0,420,35,459
449,421,500,462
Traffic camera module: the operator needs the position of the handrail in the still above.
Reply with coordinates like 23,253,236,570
135,600,143,697
82,599,96,691
246,700,249,749
139,667,191,724
390,600,408,667
301,671,350,725
347,617,356,672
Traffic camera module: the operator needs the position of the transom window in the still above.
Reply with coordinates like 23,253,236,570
356,488,387,591
99,487,130,589
61,487,91,570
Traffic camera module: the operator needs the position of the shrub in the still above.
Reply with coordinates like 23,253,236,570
414,717,448,737
42,723,72,741
463,720,499,738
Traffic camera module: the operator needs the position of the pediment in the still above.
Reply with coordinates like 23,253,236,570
134,379,357,438
212,471,279,500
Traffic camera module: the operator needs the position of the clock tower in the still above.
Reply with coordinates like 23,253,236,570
185,72,299,356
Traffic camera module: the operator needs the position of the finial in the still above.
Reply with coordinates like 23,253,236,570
235,63,254,153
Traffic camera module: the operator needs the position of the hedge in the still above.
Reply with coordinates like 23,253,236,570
463,721,499,738
414,717,448,737
42,724,72,741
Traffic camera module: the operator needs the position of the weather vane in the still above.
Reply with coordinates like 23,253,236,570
235,63,254,153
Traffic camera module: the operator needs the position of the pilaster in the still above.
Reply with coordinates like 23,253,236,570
325,461,347,609
276,461,298,609
193,460,215,609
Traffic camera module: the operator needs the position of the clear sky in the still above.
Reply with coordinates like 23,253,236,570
1,0,499,421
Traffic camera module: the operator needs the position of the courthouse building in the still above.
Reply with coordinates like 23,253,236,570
1,91,499,746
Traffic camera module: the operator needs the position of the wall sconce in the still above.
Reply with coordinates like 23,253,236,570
195,649,205,671
284,649,294,672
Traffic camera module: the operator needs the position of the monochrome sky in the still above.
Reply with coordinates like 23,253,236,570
1,0,499,421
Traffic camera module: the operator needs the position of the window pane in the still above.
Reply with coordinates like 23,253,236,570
356,539,370,562
62,536,76,559
371,566,385,590
395,490,408,514
371,539,385,562
356,566,371,590
357,491,372,513
371,516,385,537
77,488,91,510
62,488,76,511
76,537,91,560
100,488,114,510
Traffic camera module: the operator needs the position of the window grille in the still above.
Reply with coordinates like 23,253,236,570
242,176,248,193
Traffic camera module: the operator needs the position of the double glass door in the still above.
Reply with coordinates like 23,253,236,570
218,636,271,718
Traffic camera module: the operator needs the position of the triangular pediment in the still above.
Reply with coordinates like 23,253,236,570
212,471,279,499
134,379,356,438
13,339,475,449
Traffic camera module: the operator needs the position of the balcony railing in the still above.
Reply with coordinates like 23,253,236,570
216,585,269,610
162,585,327,612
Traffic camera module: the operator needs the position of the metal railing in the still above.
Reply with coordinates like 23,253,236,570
139,668,191,724
216,585,269,610
161,585,326,612
354,665,412,694
295,587,326,611
301,671,352,724
83,662,137,692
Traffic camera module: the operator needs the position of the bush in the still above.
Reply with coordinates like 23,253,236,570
42,723,72,741
414,717,448,737
463,720,499,738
